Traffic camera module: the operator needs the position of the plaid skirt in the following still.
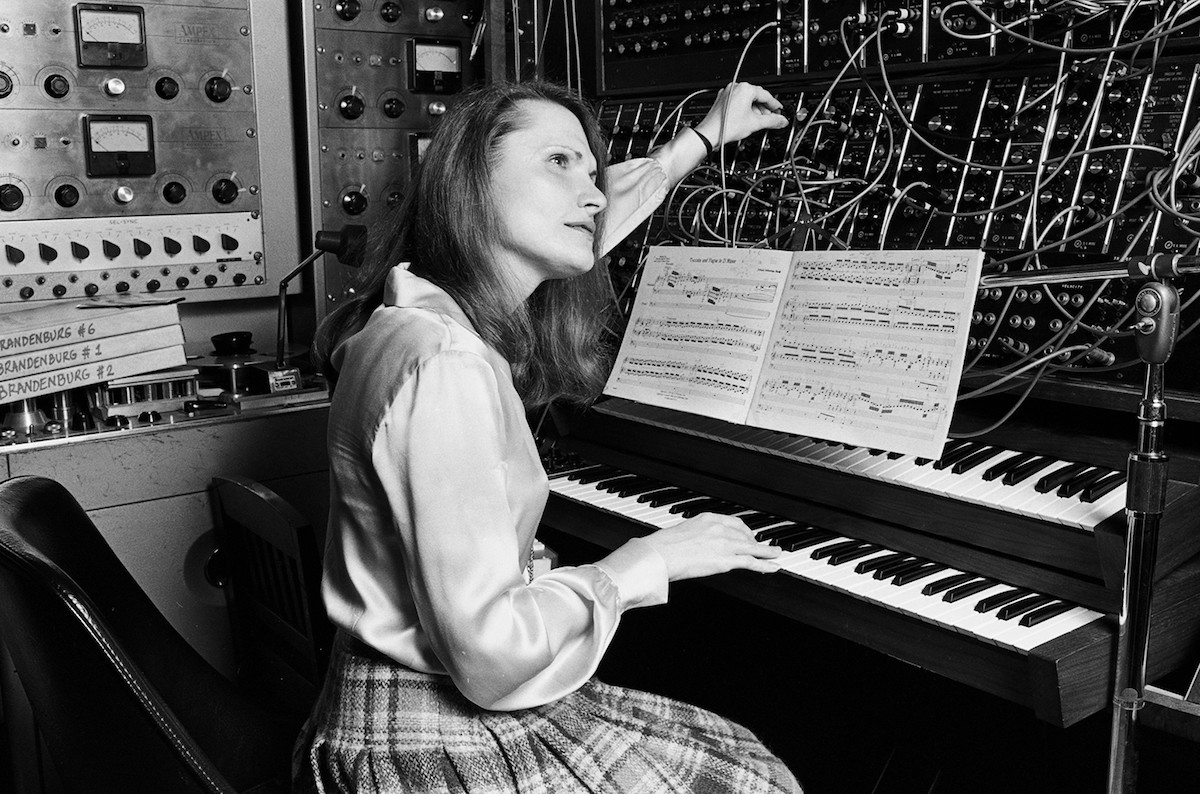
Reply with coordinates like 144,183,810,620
294,633,802,794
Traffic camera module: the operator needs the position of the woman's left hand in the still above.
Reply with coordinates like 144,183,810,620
693,82,790,148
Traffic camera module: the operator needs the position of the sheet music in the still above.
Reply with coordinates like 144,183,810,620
603,247,791,423
746,249,983,459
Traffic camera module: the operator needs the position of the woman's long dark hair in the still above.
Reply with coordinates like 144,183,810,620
312,80,617,408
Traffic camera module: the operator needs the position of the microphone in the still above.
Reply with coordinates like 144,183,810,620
266,225,367,392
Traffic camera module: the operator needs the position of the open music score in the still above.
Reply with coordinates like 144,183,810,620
604,246,983,458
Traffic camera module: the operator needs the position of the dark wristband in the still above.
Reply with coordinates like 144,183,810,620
689,125,715,159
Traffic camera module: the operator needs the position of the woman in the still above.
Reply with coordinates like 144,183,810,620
298,79,798,793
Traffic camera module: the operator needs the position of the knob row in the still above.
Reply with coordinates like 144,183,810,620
0,72,237,103
4,234,241,265
0,179,241,212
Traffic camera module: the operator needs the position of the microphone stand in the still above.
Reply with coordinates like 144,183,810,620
980,253,1195,794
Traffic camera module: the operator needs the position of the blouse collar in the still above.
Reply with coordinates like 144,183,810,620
384,264,477,335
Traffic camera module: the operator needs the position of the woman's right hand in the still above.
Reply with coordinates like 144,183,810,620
641,512,782,582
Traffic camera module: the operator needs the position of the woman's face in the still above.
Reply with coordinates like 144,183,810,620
488,100,607,298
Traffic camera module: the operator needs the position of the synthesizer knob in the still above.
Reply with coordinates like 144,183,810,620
5,245,24,264
204,274,218,287
103,78,126,97
0,183,24,212
162,181,187,204
115,281,129,293
425,7,444,22
44,74,70,99
383,97,405,118
176,276,190,289
112,186,135,204
205,76,233,103
155,76,180,100
338,94,366,119
54,184,80,207
232,273,247,285
71,242,90,260
334,0,361,20
133,239,152,258
52,285,67,298
103,240,120,259
18,287,33,300
146,279,161,292
84,283,99,296
380,2,401,22
342,190,368,215
211,178,239,204
193,235,211,253
428,101,447,116
0,72,11,98
38,244,58,263
163,236,182,256
220,234,238,251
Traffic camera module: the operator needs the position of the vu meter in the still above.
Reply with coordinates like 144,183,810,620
83,115,156,176
74,3,148,68
408,39,462,94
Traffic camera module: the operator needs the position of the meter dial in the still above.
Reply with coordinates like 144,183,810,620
88,118,150,152
413,44,460,74
77,9,143,44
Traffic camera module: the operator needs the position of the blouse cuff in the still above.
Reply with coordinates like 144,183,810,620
593,536,669,610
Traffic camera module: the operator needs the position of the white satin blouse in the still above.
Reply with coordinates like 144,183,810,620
320,156,675,711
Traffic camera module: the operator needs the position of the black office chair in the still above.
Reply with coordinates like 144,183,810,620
0,475,298,794
210,475,332,720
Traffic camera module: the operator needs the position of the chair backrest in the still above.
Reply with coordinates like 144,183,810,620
210,475,331,718
0,475,295,794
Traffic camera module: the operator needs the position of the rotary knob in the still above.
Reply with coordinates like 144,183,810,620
334,0,361,20
383,97,405,118
342,190,368,215
155,76,180,100
425,6,444,21
380,1,402,22
113,186,135,204
211,178,239,204
0,183,24,212
338,94,366,119
55,184,80,208
428,101,447,116
44,74,70,99
205,76,233,103
103,78,126,97
0,72,13,99
162,181,187,204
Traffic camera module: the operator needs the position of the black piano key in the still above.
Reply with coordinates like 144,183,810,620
922,572,977,596
617,480,670,498
557,463,605,481
644,488,698,507
932,441,981,470
575,466,623,484
943,578,997,603
780,530,837,553
1081,471,1126,503
738,512,785,530
997,594,1058,621
680,500,744,518
826,543,885,566
1019,601,1075,627
810,539,866,560
1035,462,1090,493
1002,455,1057,486
756,522,809,542
875,557,926,581
886,451,905,459
1057,468,1110,499
951,446,1005,475
973,587,1034,613
867,448,885,456
893,562,948,586
854,551,910,575
672,497,731,516
982,451,1037,482
596,474,641,492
